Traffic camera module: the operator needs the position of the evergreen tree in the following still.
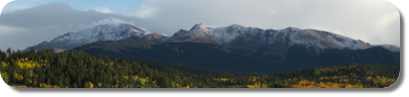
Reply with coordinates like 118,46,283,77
73,83,78,88
22,73,30,86
6,48,11,54
64,74,71,88
15,50,22,59
28,47,36,58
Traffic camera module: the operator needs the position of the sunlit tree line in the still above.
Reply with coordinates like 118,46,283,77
0,48,399,88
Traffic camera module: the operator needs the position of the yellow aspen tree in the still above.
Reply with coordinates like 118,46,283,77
14,73,24,81
1,72,9,84
366,76,372,81
344,84,354,88
88,82,94,88
2,61,8,68
330,83,341,88
39,83,43,88
246,85,255,88
53,85,61,88
39,83,52,88
325,76,330,80
318,82,326,88
98,83,103,87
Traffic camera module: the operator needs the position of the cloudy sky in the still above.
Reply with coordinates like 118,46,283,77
0,0,400,50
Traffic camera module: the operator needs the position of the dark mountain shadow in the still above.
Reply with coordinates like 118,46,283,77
73,36,400,74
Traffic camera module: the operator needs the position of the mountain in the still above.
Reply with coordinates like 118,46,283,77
164,24,217,44
166,23,373,52
74,36,156,53
24,23,173,52
143,32,170,44
164,23,399,61
375,45,400,52
74,39,400,74
73,24,400,74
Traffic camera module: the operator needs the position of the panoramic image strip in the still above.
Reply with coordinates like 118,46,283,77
0,0,400,88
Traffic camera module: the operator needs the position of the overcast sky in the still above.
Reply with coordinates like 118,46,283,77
0,0,400,51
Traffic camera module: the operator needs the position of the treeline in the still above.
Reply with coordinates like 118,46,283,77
0,48,399,88
268,64,399,88
0,48,256,88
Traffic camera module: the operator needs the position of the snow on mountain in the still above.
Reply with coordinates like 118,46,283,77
286,28,372,50
209,24,250,45
26,23,147,50
165,23,218,44
167,23,263,45
51,24,146,45
373,45,400,52
188,23,215,36
27,23,399,54
167,23,374,53
173,29,189,36
143,32,170,43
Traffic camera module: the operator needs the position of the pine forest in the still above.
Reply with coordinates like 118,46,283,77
0,48,399,88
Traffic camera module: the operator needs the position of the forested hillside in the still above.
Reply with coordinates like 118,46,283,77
75,41,400,74
0,48,399,88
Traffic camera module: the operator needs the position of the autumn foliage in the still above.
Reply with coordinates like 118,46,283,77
0,48,399,88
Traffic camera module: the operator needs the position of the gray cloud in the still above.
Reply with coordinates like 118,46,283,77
0,3,150,50
137,0,400,47
0,0,400,51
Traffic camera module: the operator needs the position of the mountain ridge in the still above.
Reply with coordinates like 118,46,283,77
25,23,400,53
23,23,400,74
166,23,398,54
71,23,400,74
24,23,170,51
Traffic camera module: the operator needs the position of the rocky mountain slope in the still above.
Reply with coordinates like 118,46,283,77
25,24,169,52
166,23,375,52
143,32,170,44
24,23,399,74
165,23,399,61
73,24,400,74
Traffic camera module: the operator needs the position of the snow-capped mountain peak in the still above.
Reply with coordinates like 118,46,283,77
167,23,385,54
187,23,214,36
282,27,302,32
286,29,372,51
50,23,146,45
192,23,215,29
143,32,170,43
229,24,245,28
173,29,189,36
145,32,169,37
26,23,149,50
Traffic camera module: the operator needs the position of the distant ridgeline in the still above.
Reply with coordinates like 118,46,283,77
70,23,399,74
24,23,400,74
0,48,399,88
